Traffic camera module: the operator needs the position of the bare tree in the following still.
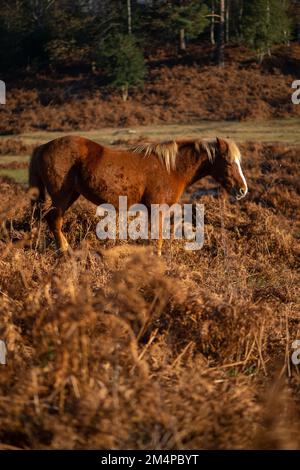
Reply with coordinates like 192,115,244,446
292,0,300,42
127,0,132,34
179,27,186,51
226,0,230,43
238,0,244,39
216,0,225,66
210,0,215,45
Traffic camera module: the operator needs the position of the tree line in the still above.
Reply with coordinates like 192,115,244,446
0,0,299,99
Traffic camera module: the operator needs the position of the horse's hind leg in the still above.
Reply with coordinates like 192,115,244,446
45,207,69,253
46,191,79,253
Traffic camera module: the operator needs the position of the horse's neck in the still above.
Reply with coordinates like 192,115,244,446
176,148,210,186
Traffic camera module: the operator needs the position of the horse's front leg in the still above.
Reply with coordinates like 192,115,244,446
157,211,164,256
147,210,163,256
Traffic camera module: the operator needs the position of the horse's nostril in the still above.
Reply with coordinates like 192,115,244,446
239,188,245,195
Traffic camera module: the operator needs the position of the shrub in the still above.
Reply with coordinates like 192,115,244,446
100,34,146,101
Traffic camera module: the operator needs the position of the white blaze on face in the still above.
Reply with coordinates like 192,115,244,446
235,156,248,196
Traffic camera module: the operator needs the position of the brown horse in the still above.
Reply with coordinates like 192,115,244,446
29,135,248,254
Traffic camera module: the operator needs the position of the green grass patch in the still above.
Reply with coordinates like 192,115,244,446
0,168,28,184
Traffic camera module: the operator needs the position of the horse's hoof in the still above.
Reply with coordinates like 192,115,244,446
57,245,73,257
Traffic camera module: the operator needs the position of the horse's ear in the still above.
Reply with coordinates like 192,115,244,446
216,137,228,154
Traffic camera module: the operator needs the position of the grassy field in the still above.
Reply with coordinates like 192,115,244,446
0,118,299,184
1,118,300,145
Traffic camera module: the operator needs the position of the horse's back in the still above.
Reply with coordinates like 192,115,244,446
41,135,102,164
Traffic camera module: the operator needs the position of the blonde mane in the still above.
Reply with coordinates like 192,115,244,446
222,138,242,162
197,138,241,163
132,141,178,173
132,137,241,172
195,139,216,163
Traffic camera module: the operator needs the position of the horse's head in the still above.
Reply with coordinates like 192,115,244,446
209,137,248,200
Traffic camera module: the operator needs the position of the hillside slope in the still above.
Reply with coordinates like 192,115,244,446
1,44,300,134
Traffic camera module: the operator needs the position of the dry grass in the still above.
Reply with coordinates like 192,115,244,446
0,140,299,449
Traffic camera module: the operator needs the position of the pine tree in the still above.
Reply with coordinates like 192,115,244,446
100,34,146,101
143,0,209,52
242,0,291,61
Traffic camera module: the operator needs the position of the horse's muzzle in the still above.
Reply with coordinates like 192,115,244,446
232,187,247,200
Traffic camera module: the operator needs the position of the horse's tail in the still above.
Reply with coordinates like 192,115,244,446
28,144,46,220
